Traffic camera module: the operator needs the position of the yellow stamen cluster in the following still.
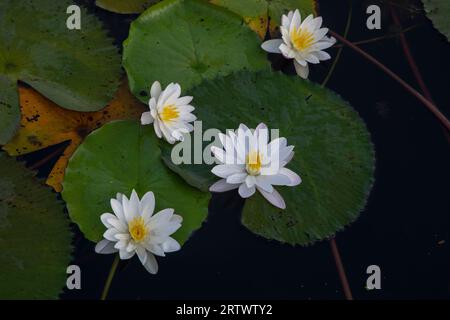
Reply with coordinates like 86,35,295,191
160,104,179,122
291,27,315,51
129,217,148,242
246,151,262,176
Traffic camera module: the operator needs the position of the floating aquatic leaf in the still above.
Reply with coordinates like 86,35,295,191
0,0,121,144
162,71,375,245
62,120,210,244
0,153,72,299
123,0,269,103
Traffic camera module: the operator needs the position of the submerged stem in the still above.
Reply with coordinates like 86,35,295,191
330,30,450,131
322,1,353,87
101,254,120,300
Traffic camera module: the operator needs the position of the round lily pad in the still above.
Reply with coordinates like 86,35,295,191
96,0,161,14
0,0,121,144
0,153,72,299
123,0,269,103
163,71,375,245
423,0,450,41
62,120,210,244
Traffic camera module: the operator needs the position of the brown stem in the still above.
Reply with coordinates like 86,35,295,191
330,30,450,132
390,10,434,102
390,8,450,143
330,238,353,300
333,24,421,48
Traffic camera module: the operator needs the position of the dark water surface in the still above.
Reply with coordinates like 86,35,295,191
23,0,449,299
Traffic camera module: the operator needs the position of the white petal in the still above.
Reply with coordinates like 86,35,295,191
114,233,130,241
255,175,274,193
110,198,125,222
313,50,331,61
211,146,226,163
119,248,135,260
95,239,118,254
261,39,283,54
279,168,302,186
153,119,163,138
140,191,155,221
313,28,329,41
100,213,116,228
140,111,154,125
170,214,183,224
143,252,158,274
179,113,197,122
162,237,181,253
238,183,256,198
103,228,119,242
108,218,127,233
281,14,291,28
279,44,296,59
150,81,162,99
209,179,240,193
136,246,147,265
257,187,286,209
294,56,308,66
149,208,174,230
281,26,291,47
157,83,175,108
290,9,301,33
145,242,166,257
160,122,176,144
300,14,314,30
114,240,128,250
124,190,139,223
294,60,309,79
165,83,182,106
157,221,182,237
305,54,320,64
176,96,193,105
211,164,244,178
226,172,248,184
313,39,335,51
262,173,292,186
311,16,323,29
245,175,256,188
178,104,195,113
126,242,136,253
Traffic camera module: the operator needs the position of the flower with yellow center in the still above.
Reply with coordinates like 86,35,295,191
261,10,336,79
141,81,197,144
210,123,301,209
95,190,183,274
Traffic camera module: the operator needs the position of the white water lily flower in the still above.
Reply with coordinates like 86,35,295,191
95,190,183,274
209,123,301,209
141,81,197,144
261,9,336,79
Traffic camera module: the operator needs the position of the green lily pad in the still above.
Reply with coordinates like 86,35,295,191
163,71,375,245
210,0,316,38
123,0,269,103
0,153,72,299
62,120,210,244
0,0,121,144
423,0,450,40
96,0,161,14
0,75,19,145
